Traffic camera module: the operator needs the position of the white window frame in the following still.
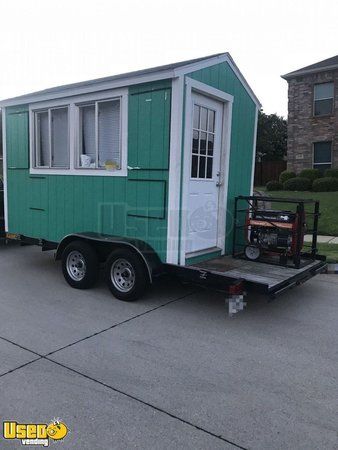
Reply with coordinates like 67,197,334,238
75,97,122,170
29,88,128,176
33,106,70,169
312,141,332,169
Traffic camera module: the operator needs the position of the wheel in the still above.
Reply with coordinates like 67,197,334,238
105,248,149,301
61,240,99,289
244,244,261,261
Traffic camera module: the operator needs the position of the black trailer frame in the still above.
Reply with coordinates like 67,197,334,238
5,196,328,316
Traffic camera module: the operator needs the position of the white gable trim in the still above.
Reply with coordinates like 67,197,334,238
0,53,261,109
174,53,261,108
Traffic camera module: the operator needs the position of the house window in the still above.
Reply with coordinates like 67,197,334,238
34,107,69,168
313,141,332,171
78,98,121,169
314,82,334,116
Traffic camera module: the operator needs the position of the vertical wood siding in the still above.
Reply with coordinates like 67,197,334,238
187,62,257,253
6,80,171,262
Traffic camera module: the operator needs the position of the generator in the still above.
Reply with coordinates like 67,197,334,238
244,209,305,264
233,196,321,269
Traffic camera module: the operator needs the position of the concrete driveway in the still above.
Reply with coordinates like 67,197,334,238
0,243,337,449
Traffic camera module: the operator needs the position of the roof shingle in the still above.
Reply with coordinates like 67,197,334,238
282,55,338,80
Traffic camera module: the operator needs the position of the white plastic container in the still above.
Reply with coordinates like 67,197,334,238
80,155,91,168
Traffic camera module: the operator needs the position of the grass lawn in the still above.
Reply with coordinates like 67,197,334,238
316,243,338,263
256,189,338,236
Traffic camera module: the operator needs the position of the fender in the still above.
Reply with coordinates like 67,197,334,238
55,232,163,282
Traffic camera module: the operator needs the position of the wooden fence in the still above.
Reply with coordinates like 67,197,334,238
254,160,287,187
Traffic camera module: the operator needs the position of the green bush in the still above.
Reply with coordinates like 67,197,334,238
324,168,338,179
279,170,296,184
283,177,312,191
312,177,338,192
299,168,322,183
266,180,283,191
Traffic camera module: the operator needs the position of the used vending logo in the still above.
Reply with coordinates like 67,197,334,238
3,419,68,447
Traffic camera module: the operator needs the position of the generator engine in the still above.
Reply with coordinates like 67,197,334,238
245,209,306,262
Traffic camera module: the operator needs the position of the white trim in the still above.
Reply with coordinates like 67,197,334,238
28,88,128,177
250,107,259,195
185,78,234,103
0,71,174,107
175,53,260,107
166,76,184,264
217,100,233,252
0,53,261,109
180,79,233,265
2,109,8,231
186,246,221,259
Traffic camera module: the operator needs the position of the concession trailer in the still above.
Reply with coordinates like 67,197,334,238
0,53,326,314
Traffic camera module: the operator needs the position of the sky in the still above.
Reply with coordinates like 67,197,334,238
0,0,337,117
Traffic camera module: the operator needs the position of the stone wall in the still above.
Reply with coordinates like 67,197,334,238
287,69,338,172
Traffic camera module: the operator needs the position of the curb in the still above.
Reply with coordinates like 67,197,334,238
326,263,338,274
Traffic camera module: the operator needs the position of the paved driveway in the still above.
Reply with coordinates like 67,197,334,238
0,243,337,449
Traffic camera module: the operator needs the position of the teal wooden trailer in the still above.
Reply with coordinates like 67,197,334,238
1,52,271,308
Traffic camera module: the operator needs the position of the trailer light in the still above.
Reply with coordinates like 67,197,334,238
228,282,244,295
6,233,20,240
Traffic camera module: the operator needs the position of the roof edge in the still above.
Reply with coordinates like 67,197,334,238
0,52,261,108
281,63,338,80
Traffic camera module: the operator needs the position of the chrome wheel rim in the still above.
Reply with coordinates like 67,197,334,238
66,251,87,281
111,258,135,292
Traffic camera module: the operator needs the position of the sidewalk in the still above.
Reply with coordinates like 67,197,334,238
304,235,338,244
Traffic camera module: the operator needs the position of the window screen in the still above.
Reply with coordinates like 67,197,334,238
314,82,334,116
51,108,69,168
313,141,332,171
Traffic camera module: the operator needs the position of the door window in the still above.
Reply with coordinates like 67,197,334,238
191,104,215,179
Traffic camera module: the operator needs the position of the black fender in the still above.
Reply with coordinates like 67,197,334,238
55,232,163,283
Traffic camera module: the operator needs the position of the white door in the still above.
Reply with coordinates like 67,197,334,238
186,93,223,254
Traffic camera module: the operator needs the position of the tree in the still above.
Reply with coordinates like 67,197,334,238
256,110,287,161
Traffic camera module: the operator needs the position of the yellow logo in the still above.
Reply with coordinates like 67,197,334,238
3,419,68,447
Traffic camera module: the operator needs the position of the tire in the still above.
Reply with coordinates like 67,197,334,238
61,240,99,289
244,244,261,261
105,248,149,301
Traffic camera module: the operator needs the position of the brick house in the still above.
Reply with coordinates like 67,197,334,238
282,55,338,173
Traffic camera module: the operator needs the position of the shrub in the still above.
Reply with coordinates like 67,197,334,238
324,168,338,179
266,180,283,191
299,168,322,183
279,170,296,184
283,177,312,191
312,177,338,192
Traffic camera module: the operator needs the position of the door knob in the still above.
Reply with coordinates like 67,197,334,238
216,181,223,187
